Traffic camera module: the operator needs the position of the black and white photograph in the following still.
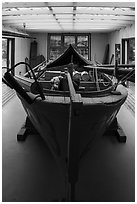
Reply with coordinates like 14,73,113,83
2,1,135,202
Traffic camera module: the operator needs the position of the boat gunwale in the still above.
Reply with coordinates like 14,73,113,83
19,85,127,106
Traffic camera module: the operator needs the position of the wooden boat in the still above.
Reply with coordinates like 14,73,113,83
3,44,129,201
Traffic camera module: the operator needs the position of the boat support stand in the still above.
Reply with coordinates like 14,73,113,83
17,117,38,141
104,118,127,143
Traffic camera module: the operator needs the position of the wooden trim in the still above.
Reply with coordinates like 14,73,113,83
7,39,9,69
66,70,83,200
11,38,15,75
66,72,82,103
122,39,125,64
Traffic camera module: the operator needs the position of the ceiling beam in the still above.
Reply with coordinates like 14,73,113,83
20,26,125,31
2,2,135,33
4,23,132,31
27,30,116,34
2,14,135,21
48,6,64,30
72,2,76,29
2,2,135,9
76,9,135,16
2,8,135,16
2,9,50,16
2,19,134,25
20,25,123,29
75,15,135,21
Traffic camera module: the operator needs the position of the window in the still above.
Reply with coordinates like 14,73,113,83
2,39,7,67
122,38,135,64
64,35,75,47
128,38,135,64
122,37,135,87
2,38,15,75
77,36,88,47
48,33,90,61
2,39,8,76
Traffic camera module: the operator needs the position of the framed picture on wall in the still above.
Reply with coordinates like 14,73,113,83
115,44,120,64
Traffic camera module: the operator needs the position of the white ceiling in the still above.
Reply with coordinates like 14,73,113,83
2,2,135,33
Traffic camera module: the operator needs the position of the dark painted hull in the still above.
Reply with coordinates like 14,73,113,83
18,84,127,165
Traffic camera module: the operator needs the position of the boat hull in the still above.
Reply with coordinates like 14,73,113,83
18,84,127,165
